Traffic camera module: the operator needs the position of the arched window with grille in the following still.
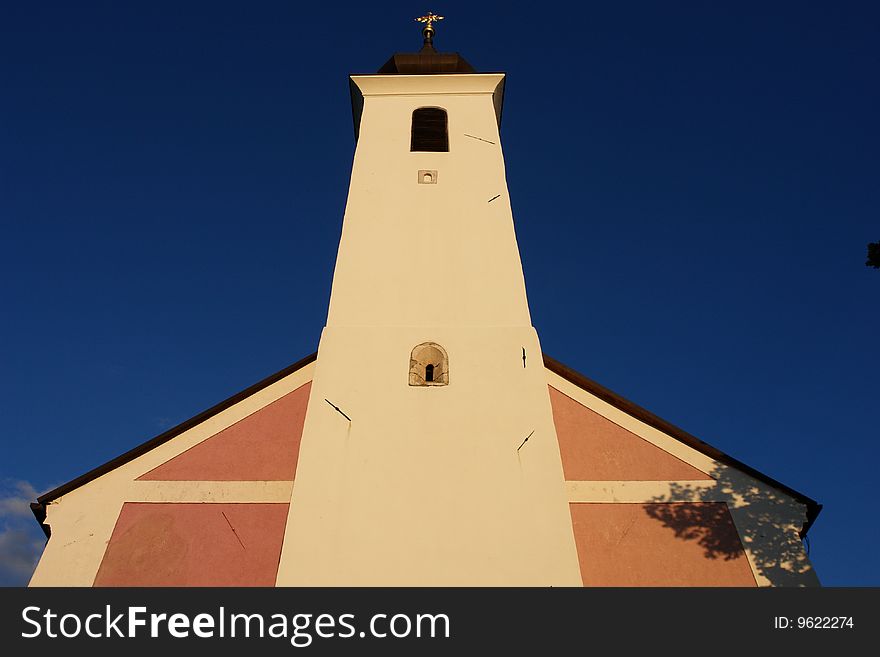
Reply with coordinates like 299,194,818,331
410,108,448,152
409,342,449,386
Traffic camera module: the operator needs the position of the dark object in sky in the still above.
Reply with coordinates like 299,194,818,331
867,242,880,269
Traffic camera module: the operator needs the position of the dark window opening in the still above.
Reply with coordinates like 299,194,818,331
411,108,448,152
409,342,449,386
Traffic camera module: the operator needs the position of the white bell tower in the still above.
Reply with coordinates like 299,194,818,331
276,18,582,585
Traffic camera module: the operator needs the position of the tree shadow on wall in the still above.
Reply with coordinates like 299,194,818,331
644,464,820,587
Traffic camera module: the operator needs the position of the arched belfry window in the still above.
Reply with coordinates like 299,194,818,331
411,108,448,152
409,342,449,386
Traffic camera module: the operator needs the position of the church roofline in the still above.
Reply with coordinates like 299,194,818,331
543,354,822,537
30,352,318,537
29,350,821,540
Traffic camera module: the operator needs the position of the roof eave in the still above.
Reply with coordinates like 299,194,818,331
542,353,822,537
32,352,318,516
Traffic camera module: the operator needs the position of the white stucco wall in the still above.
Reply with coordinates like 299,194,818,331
276,73,583,585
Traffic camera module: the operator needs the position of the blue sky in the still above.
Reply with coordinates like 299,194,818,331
1,1,877,586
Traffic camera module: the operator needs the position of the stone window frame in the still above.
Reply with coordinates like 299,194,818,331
409,342,449,386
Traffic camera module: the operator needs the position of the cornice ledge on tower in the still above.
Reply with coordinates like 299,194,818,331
350,73,505,97
349,73,507,140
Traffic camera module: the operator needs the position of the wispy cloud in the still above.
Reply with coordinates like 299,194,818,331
0,479,46,586
0,528,44,584
0,480,39,519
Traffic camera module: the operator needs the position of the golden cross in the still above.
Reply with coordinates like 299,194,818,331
415,12,445,30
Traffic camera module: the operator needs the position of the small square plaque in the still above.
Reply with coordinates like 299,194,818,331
418,170,438,184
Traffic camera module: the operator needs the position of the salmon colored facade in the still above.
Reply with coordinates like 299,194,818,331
28,354,820,587
138,382,311,482
28,29,820,587
569,503,757,587
94,503,289,587
549,386,711,481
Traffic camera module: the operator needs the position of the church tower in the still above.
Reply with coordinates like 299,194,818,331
29,17,820,587
275,15,582,585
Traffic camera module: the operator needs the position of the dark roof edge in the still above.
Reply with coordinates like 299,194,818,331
376,51,475,75
30,350,820,539
543,353,822,537
31,352,318,532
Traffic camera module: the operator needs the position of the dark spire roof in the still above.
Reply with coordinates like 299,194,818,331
377,16,475,74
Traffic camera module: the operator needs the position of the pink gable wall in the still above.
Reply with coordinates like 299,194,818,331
94,502,289,586
139,381,312,481
570,502,757,586
549,386,712,481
